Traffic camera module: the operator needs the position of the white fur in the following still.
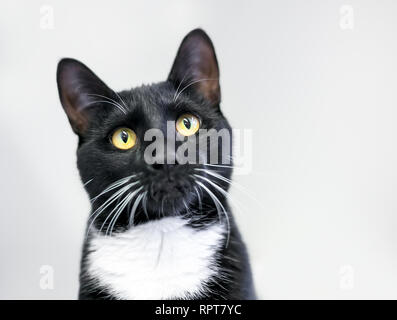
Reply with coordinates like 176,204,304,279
87,217,224,300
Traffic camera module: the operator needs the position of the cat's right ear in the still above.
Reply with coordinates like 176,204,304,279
56,58,114,136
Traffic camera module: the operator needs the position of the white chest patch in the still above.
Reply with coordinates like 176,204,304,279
87,217,225,300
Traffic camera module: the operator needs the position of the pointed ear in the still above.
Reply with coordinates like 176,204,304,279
56,58,115,135
168,29,220,106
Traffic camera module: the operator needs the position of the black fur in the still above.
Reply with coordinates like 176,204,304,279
57,29,256,300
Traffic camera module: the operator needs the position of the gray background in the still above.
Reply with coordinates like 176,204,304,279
1,0,397,299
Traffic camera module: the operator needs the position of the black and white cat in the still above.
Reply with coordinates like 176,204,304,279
57,29,256,300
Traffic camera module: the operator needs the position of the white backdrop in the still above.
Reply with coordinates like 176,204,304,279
1,0,397,299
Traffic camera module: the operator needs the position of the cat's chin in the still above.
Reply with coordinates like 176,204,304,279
145,188,195,216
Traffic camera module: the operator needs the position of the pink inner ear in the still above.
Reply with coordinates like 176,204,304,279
168,29,221,106
197,79,220,105
63,94,89,134
58,68,90,134
195,43,220,104
57,58,114,135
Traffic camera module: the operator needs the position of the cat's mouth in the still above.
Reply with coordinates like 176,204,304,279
148,178,191,203
142,180,194,216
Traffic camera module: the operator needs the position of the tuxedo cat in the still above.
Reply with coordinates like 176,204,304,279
57,29,255,300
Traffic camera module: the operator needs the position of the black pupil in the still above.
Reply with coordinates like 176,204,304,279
183,118,191,129
121,131,129,143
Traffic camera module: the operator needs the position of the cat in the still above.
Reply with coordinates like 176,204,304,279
57,29,256,300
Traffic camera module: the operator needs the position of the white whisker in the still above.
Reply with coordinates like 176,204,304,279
128,192,145,227
194,186,203,212
101,191,134,235
195,180,230,247
183,199,191,217
196,168,265,210
172,71,189,102
142,191,149,220
194,173,247,218
174,78,218,103
87,93,127,114
83,178,94,187
90,175,136,203
112,90,128,111
107,187,143,236
86,182,135,237
203,163,233,169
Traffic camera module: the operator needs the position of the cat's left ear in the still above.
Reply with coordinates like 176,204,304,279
168,29,220,106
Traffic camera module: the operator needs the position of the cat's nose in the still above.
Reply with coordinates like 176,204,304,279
152,163,163,171
147,150,179,170
151,160,180,171
145,147,180,170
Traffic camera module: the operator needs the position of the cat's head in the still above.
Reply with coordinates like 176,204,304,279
57,29,232,232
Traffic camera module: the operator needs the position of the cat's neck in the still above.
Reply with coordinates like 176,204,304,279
83,215,226,299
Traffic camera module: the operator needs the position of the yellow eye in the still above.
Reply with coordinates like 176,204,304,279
111,128,137,150
176,114,200,136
